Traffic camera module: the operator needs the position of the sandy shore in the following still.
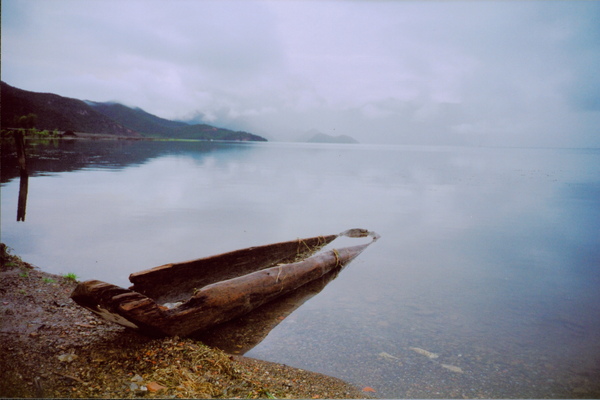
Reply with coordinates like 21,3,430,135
0,244,369,398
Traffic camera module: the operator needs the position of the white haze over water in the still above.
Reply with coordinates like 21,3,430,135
2,0,600,147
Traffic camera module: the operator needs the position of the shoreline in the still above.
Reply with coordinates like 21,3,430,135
1,129,266,143
0,244,369,398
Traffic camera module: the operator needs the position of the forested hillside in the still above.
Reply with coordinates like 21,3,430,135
1,82,139,137
1,82,267,141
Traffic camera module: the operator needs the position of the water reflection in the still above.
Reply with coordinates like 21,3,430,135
194,265,343,354
1,141,599,398
1,138,253,183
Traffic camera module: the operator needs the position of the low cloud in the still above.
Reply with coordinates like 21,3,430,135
2,0,599,146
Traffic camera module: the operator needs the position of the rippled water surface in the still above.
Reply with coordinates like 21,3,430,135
2,140,599,398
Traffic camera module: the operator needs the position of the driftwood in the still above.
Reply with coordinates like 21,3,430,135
71,229,379,337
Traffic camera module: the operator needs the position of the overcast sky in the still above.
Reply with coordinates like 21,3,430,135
2,0,599,146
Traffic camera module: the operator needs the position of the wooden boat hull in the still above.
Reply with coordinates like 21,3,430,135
195,266,345,354
71,229,379,337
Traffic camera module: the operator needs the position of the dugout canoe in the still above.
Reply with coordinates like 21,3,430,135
195,266,347,354
71,228,379,337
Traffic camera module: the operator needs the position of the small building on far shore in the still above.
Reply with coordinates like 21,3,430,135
62,130,77,137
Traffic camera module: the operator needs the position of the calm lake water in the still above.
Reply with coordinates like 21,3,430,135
2,139,600,398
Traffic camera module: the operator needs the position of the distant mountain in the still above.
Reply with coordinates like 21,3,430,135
300,129,359,144
1,81,139,137
1,81,267,142
173,124,267,141
88,101,266,141
86,101,188,136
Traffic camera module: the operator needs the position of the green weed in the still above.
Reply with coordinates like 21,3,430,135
63,272,78,282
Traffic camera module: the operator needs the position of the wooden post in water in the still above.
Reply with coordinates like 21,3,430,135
17,169,29,222
14,130,28,171
14,130,29,222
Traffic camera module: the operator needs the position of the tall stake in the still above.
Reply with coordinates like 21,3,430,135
17,169,29,222
14,130,28,171
14,131,29,222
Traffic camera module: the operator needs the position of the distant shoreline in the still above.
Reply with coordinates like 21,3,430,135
1,128,267,143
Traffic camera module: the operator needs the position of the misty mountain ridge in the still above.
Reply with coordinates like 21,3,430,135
85,101,188,136
1,81,266,142
298,129,359,144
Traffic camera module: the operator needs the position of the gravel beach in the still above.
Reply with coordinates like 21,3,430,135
0,244,369,398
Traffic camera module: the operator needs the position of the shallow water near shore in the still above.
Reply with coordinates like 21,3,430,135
2,139,600,398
